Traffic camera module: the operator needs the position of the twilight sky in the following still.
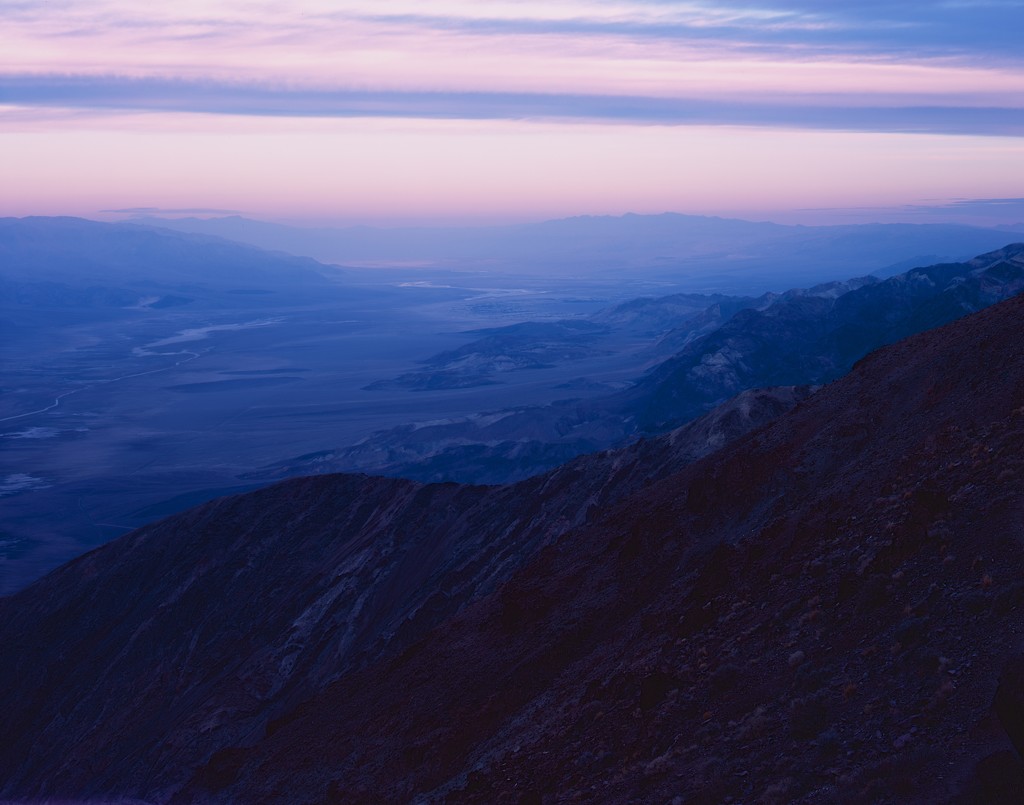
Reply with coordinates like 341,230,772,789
2,0,1023,225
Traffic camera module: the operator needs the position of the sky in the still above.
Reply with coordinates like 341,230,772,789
2,0,1023,226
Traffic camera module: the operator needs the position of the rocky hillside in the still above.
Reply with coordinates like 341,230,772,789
2,287,1023,803
192,290,1024,803
0,382,807,802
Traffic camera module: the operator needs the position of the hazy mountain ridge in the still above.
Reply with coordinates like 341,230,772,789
3,288,1023,803
133,213,1020,291
632,243,1024,430
366,276,884,392
0,217,335,299
258,247,1023,484
363,294,745,391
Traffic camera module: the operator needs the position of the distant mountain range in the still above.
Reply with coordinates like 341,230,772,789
627,244,1024,431
257,244,1024,484
2,268,1022,803
0,216,336,314
133,212,1024,292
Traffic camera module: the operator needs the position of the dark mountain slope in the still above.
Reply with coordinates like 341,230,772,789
2,295,1022,802
187,292,1024,803
0,382,807,801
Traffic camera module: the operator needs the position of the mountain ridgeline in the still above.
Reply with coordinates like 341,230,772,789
0,384,813,800
257,244,1024,484
135,212,1022,289
629,243,1024,431
0,216,335,309
1,247,1024,802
